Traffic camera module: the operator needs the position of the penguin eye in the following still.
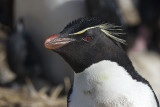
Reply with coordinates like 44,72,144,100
83,36,92,41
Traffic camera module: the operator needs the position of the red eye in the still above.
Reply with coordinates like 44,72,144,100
83,36,92,41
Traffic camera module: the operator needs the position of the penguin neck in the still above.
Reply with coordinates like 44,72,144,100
60,46,135,74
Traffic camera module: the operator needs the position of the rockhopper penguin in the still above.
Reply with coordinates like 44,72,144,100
44,17,159,107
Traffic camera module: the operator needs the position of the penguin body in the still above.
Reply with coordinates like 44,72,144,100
69,60,157,107
44,17,159,107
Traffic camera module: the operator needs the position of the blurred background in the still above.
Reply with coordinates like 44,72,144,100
0,0,160,107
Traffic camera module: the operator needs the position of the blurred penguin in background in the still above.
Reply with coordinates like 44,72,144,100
7,18,42,85
7,18,27,83
138,0,160,52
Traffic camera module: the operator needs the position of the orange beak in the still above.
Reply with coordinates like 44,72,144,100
44,34,75,50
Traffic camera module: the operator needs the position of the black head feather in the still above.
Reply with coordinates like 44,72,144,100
61,17,108,34
61,17,126,46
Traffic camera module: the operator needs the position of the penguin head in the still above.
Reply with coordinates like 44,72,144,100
44,17,126,73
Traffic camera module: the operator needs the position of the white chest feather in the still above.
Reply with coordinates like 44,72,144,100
68,60,157,107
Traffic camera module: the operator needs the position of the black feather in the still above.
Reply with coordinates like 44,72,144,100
62,17,107,34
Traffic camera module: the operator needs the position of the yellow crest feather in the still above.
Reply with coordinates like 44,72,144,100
69,23,126,44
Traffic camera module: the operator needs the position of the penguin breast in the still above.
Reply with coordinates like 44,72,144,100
68,60,157,107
